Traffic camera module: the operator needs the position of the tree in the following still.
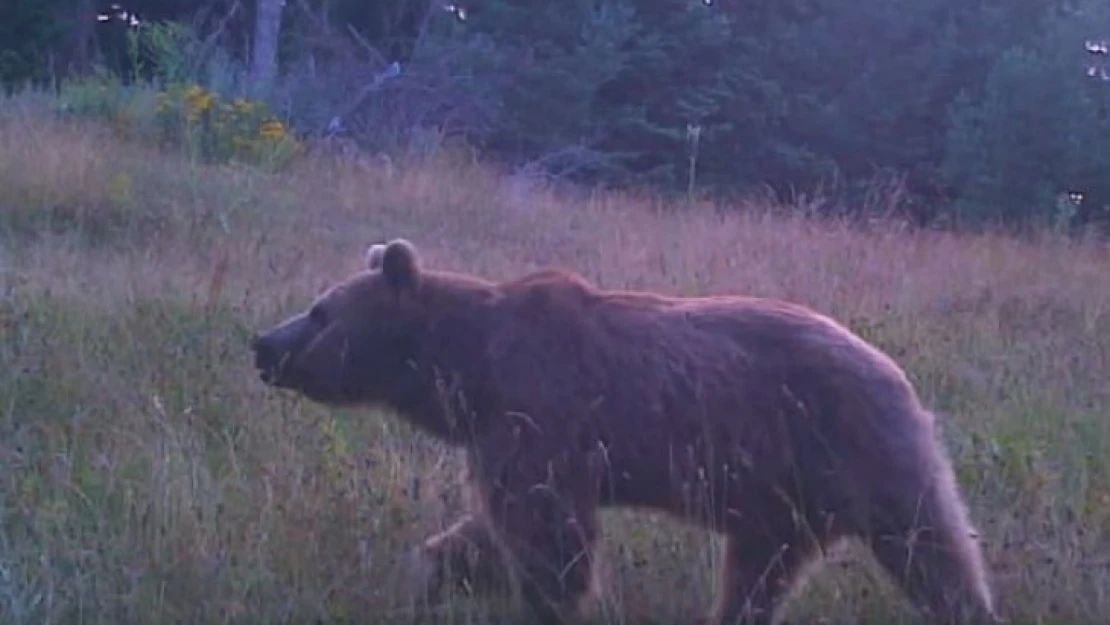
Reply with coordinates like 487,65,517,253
0,0,66,89
941,0,1110,229
250,0,285,97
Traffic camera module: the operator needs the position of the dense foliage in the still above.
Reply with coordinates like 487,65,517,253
4,0,1108,229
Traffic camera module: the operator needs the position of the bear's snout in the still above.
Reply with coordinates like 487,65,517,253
250,333,270,365
251,332,284,383
251,312,321,389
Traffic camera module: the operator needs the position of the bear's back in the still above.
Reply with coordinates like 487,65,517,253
483,272,918,439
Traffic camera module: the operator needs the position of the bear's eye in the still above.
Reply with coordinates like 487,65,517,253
309,304,330,327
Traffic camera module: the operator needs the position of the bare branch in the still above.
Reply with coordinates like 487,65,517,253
345,24,389,67
191,0,242,76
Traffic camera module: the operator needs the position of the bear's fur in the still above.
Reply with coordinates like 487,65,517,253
251,238,999,625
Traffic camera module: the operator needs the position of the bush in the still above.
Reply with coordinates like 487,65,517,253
45,18,299,173
154,82,301,169
52,73,301,172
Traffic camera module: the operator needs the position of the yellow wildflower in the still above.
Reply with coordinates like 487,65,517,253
259,119,287,142
184,84,216,118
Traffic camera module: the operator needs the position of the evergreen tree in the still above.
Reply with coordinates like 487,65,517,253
942,0,1110,228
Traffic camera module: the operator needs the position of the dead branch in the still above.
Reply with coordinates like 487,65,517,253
191,0,242,76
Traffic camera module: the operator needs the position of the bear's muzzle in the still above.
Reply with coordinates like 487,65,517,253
251,332,289,386
251,312,316,389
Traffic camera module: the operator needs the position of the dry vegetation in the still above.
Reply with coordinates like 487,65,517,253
1,98,1109,625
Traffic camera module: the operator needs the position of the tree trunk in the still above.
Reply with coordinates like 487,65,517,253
63,0,97,75
250,0,285,98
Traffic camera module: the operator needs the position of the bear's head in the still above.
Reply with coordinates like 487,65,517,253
251,238,429,406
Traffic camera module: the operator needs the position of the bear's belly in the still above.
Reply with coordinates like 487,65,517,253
595,441,759,527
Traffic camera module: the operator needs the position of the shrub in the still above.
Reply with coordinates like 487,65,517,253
52,73,301,172
154,82,301,170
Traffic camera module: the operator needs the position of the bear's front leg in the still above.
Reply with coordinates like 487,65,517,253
481,462,601,625
405,513,512,607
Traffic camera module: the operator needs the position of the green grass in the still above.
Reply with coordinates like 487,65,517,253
1,93,1108,625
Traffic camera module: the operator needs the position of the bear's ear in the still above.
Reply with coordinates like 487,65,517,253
380,238,420,292
365,243,388,271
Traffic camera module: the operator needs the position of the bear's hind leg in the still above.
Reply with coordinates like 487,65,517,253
703,504,825,625
862,447,998,624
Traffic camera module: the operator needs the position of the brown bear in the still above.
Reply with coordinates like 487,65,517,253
251,238,1000,625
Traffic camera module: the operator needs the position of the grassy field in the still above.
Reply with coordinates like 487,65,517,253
1,97,1109,625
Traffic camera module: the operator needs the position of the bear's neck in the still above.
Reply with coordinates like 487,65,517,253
386,285,499,446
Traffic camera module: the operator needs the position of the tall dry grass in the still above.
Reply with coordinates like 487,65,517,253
1,102,1109,625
